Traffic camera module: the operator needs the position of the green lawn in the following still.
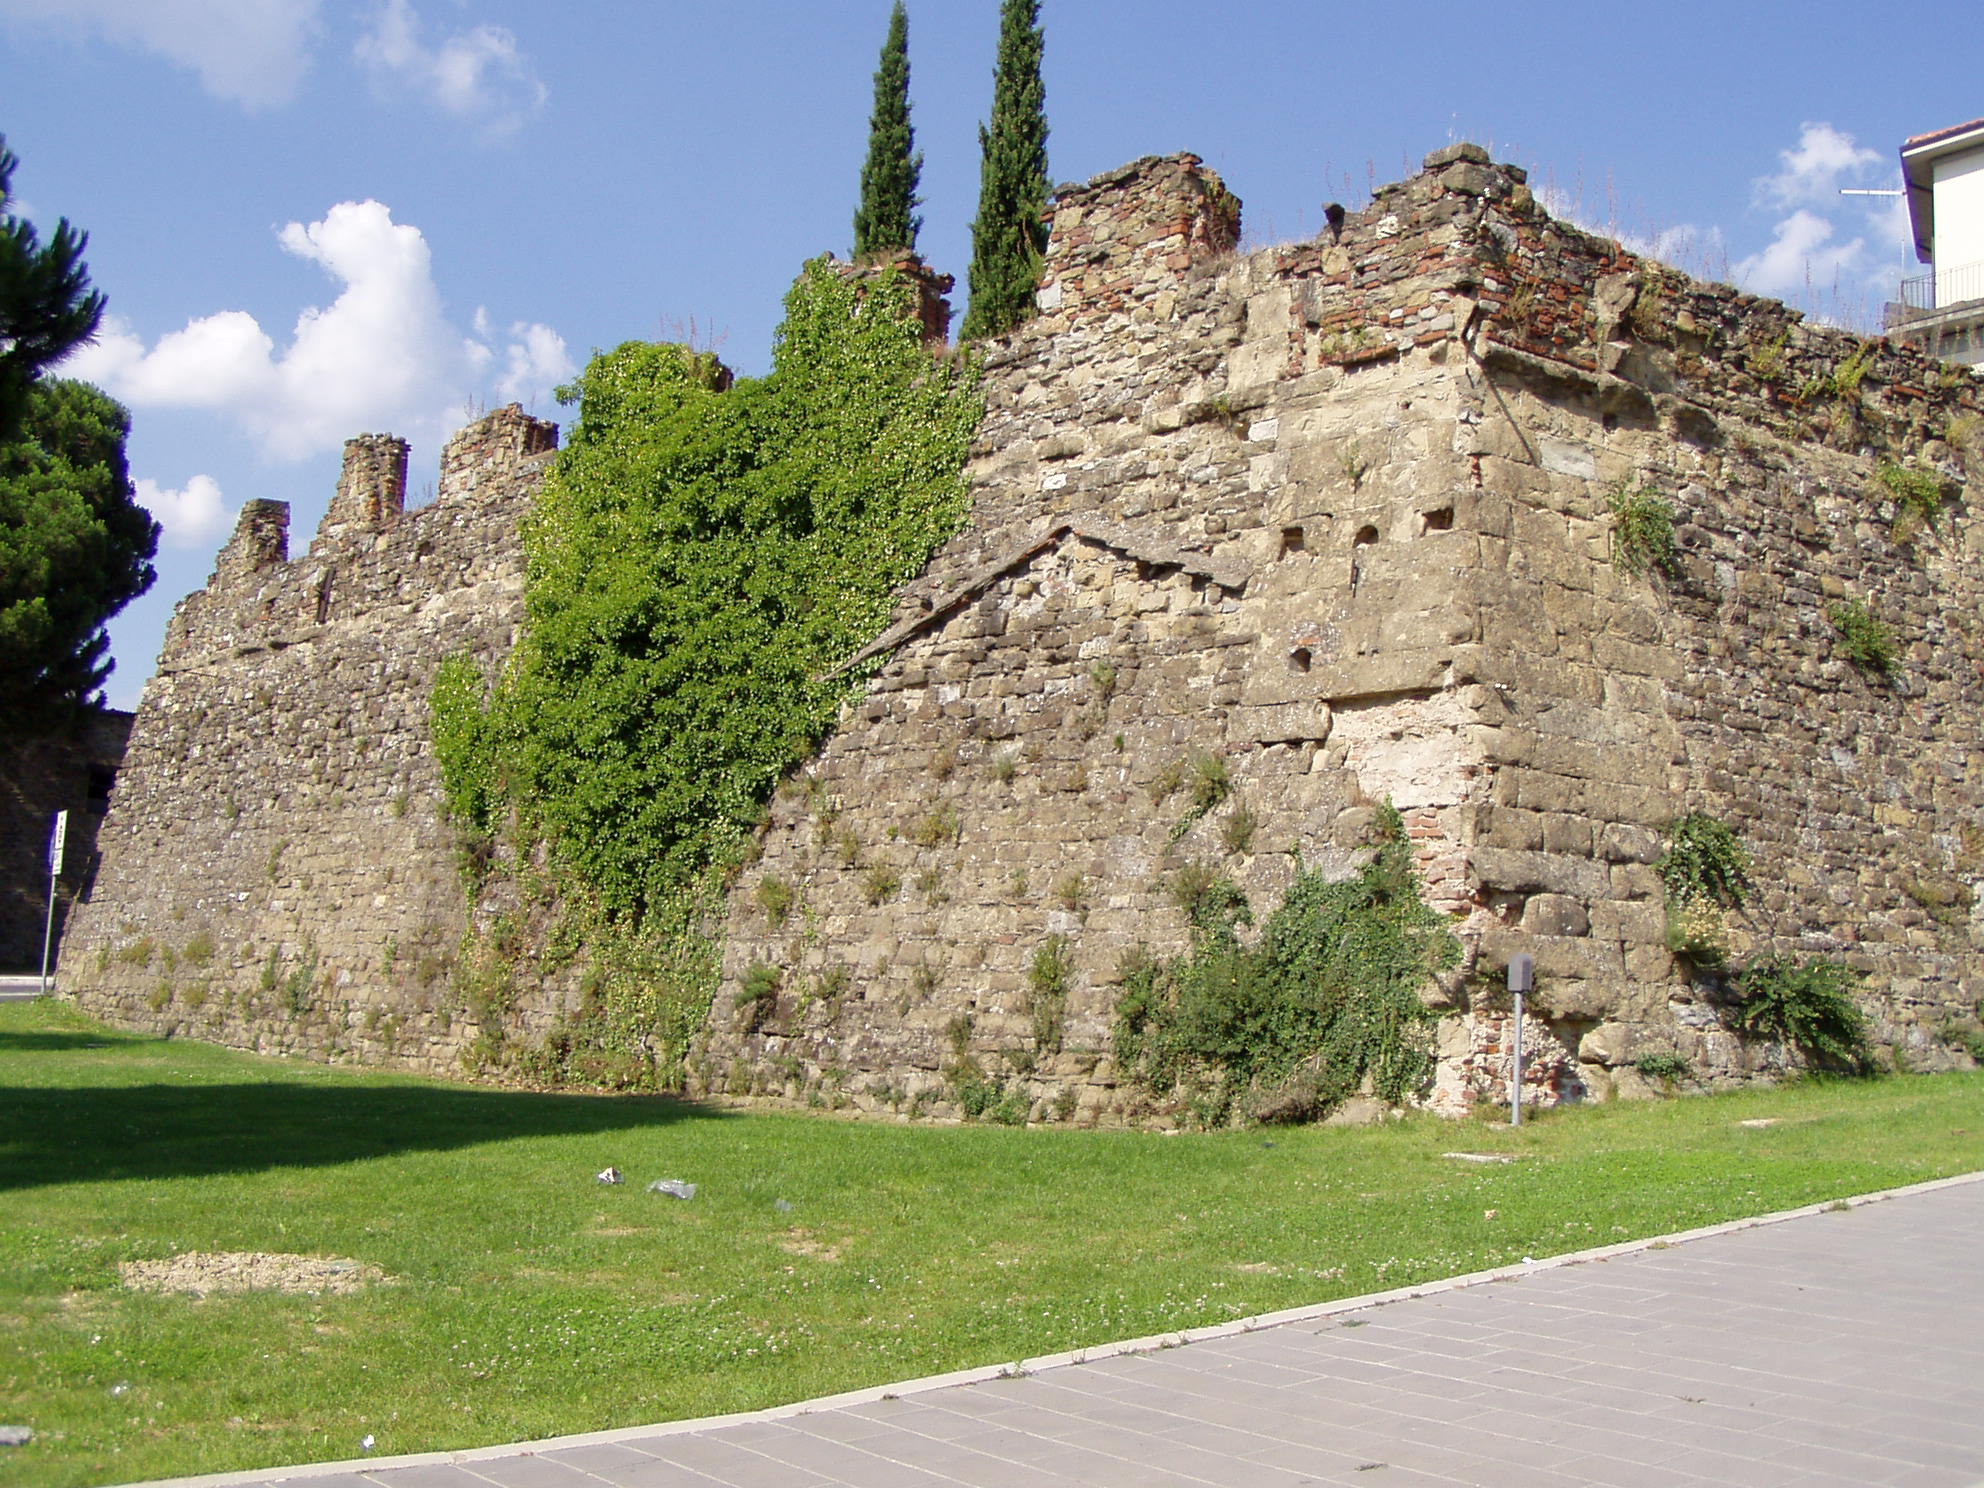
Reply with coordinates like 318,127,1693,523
4,998,1982,1488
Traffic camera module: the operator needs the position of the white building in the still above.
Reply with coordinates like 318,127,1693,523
1893,116,1984,368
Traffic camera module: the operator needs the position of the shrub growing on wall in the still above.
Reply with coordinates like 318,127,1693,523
1116,805,1459,1125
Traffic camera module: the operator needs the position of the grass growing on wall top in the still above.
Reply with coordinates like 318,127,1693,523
6,999,1984,1488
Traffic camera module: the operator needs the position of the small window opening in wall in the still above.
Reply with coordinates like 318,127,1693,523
1354,524,1379,547
1422,506,1454,533
1279,526,1305,557
315,569,334,624
1289,647,1312,673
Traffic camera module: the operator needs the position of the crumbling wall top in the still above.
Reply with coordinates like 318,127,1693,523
836,251,956,346
1037,153,1240,321
437,403,559,506
213,499,290,586
313,433,408,552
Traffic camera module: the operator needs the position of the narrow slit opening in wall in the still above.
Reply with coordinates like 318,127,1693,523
315,570,334,624
1279,526,1305,557
1289,647,1312,674
1422,507,1454,533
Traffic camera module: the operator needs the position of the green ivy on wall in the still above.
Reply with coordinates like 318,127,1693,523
430,258,982,1083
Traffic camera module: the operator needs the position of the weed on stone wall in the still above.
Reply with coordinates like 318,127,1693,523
909,801,961,848
1826,598,1899,678
1874,460,1951,543
1116,804,1459,1126
1633,1050,1692,1089
1156,748,1232,844
1657,812,1749,968
1608,483,1677,578
755,875,794,926
1732,957,1874,1075
1026,935,1071,1054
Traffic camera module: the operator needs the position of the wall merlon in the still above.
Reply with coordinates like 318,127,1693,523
216,499,291,582
1037,153,1240,322
315,433,408,551
436,403,560,506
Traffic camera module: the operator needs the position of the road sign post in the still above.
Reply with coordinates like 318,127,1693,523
40,810,68,997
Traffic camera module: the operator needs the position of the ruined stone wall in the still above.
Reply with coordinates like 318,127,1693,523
56,145,1981,1119
59,406,560,1069
700,146,1982,1123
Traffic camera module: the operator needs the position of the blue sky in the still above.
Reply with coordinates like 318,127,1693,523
2,0,1977,709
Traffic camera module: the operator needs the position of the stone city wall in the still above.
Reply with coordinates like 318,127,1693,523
59,146,1983,1119
699,146,1982,1121
59,406,560,1069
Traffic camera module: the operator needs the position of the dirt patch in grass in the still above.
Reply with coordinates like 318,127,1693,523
119,1253,390,1297
776,1229,844,1261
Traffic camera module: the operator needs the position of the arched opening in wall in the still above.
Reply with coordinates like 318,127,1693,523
1289,647,1312,674
1279,526,1305,557
1353,524,1379,547
1421,507,1454,534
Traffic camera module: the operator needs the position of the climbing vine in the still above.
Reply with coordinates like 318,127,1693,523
1115,805,1460,1125
429,259,983,1085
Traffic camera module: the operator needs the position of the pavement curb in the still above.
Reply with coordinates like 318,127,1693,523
126,1166,1984,1488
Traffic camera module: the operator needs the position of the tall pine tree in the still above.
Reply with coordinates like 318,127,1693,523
960,0,1048,340
0,135,105,442
851,2,923,260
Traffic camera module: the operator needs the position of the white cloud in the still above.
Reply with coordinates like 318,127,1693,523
63,200,571,463
1755,123,1883,210
136,474,233,549
0,0,320,110
1730,123,1910,324
495,321,574,404
1734,208,1866,299
355,0,546,138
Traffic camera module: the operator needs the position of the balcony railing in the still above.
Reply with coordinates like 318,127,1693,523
1896,256,1984,314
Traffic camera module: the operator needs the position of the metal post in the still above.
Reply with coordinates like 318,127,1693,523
40,811,67,997
1507,953,1533,1128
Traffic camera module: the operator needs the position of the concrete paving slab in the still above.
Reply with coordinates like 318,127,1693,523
100,1172,1984,1488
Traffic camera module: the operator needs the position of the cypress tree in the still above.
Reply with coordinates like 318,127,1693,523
960,0,1048,340
851,2,923,259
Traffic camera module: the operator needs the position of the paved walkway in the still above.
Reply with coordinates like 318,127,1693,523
157,1175,1984,1488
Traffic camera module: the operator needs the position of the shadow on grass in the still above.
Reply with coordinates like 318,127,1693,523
0,1079,725,1191
0,1031,149,1052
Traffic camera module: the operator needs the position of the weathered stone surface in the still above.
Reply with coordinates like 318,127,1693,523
61,147,1984,1124
58,407,559,1072
701,148,1983,1122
